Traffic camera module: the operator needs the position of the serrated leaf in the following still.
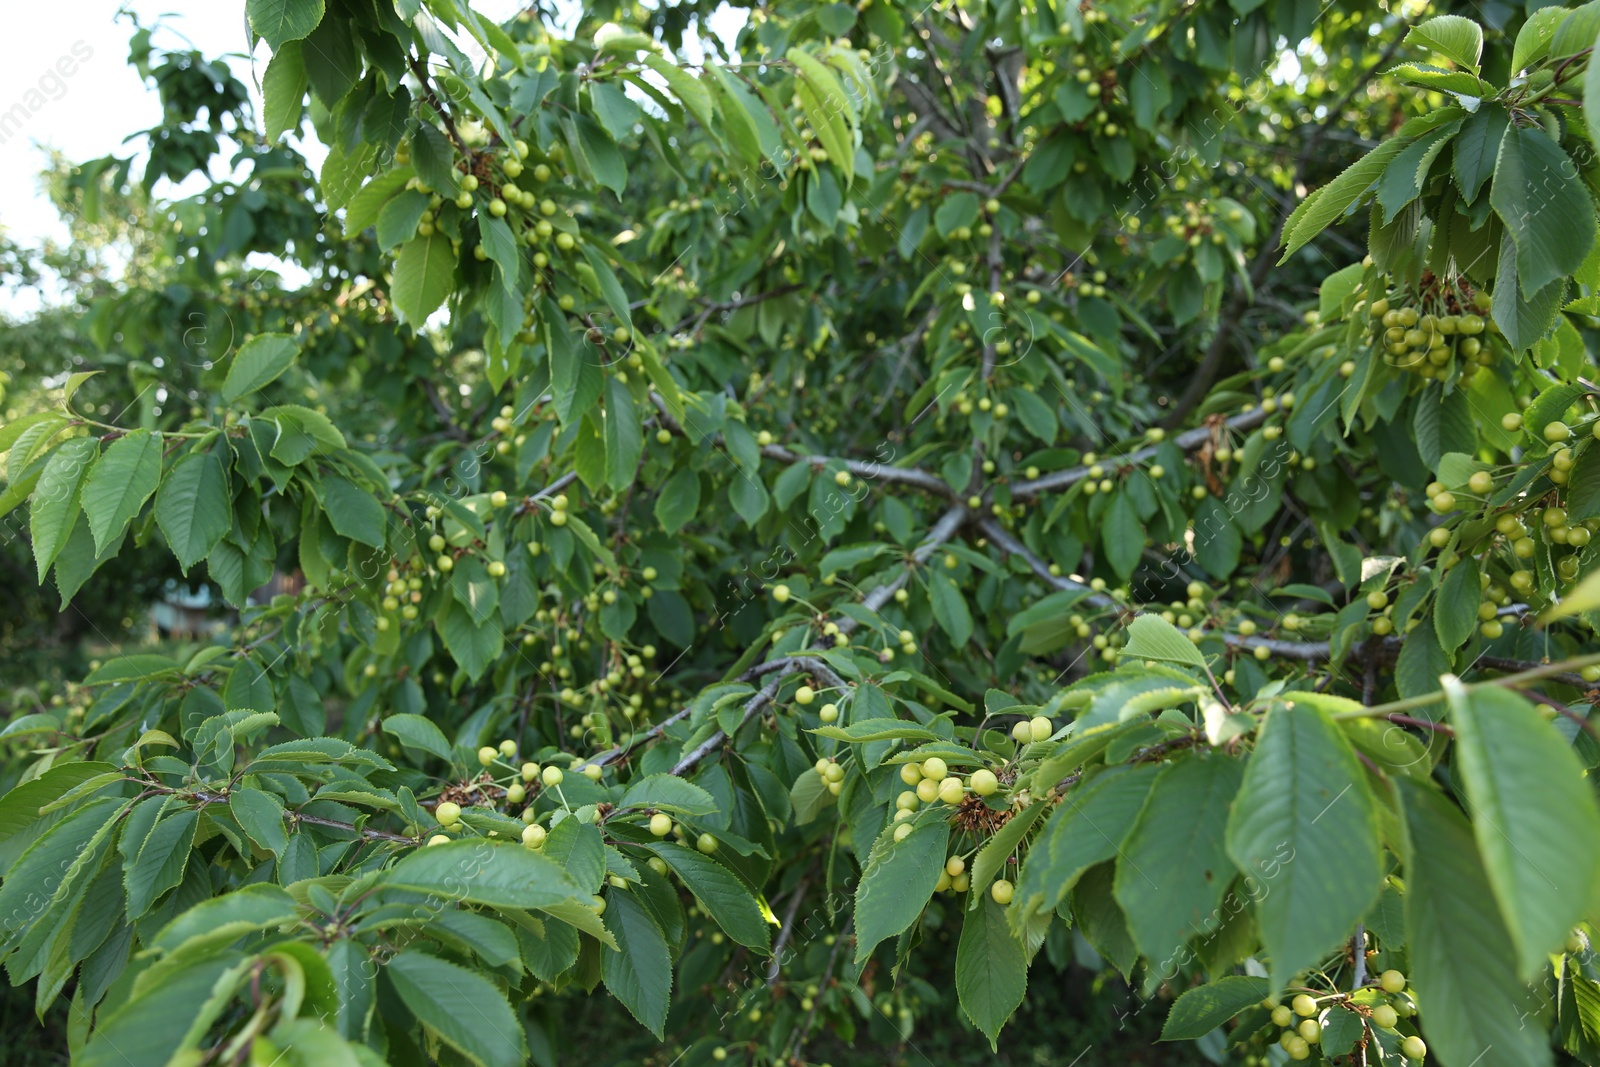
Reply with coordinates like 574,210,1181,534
1122,614,1208,669
391,231,456,324
82,429,161,555
636,842,769,951
1398,779,1554,1067
1225,702,1382,992
1445,681,1600,977
387,949,527,1067
30,436,98,583
854,814,949,964
1161,975,1271,1040
247,0,325,49
1404,14,1484,72
956,896,1027,1049
1114,756,1242,962
155,447,231,573
601,890,673,1038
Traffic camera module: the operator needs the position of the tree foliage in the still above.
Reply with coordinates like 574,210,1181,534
7,1,1600,1065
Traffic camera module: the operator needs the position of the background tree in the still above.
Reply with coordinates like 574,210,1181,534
4,2,1600,1066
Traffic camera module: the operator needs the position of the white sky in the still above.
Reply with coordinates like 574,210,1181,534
0,1,741,312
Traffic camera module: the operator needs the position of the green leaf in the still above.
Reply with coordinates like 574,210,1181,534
579,244,632,333
436,597,504,681
935,192,980,237
619,775,718,816
1161,975,1271,1040
654,466,700,534
1394,617,1452,700
247,0,325,49
1452,105,1507,204
927,568,973,646
1114,756,1242,962
1013,764,1161,928
854,813,950,964
391,231,456,324
604,378,642,493
382,713,455,763
124,808,199,918
155,447,231,572
1404,14,1484,72
262,39,306,144
1445,681,1600,977
29,436,98,583
82,429,161,554
642,54,715,130
602,890,673,1038
222,333,299,403
1281,138,1411,260
1102,491,1143,578
77,953,248,1067
1398,779,1554,1067
1122,614,1208,669
569,113,627,197
229,786,288,856
1491,123,1596,299
0,796,122,938
377,840,584,908
1225,702,1382,992
956,896,1028,1049
321,474,386,547
85,653,181,684
151,883,298,954
1512,6,1568,73
1432,553,1480,652
968,800,1046,905
386,949,527,1067
788,48,855,187
636,842,769,951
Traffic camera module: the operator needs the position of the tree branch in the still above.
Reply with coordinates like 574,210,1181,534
1010,409,1269,500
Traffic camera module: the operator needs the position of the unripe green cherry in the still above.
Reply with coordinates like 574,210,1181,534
542,765,564,787
900,762,922,785
970,768,999,796
1371,1004,1398,1029
649,813,673,836
990,879,1014,905
921,757,949,780
1380,969,1406,993
1011,720,1032,743
893,822,914,842
436,801,462,825
795,685,816,705
478,746,498,766
1545,421,1571,443
697,833,719,853
938,776,964,804
522,823,546,847
819,702,838,722
1292,994,1317,1017
1401,1035,1426,1060
1298,1019,1321,1043
772,583,790,602
1366,590,1388,610
1029,716,1052,741
1468,470,1494,494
